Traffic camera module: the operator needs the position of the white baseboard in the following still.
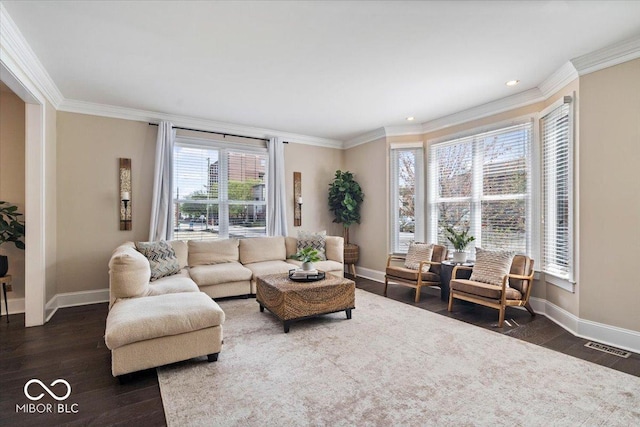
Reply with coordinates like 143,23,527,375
531,297,640,354
43,289,109,322
0,296,25,316
359,267,640,354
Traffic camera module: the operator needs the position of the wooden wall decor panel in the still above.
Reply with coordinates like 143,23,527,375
294,172,301,227
119,158,132,230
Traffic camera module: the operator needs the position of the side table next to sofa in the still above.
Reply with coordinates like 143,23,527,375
439,261,473,302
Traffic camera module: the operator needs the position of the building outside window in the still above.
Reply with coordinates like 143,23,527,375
173,140,268,241
428,121,533,256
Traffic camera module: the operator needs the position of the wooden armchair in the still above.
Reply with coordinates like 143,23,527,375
447,255,535,327
384,244,448,303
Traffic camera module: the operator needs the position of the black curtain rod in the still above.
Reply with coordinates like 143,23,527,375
148,123,288,144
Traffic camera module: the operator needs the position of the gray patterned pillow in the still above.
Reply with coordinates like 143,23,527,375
297,230,327,260
135,240,181,281
404,242,434,272
469,247,516,287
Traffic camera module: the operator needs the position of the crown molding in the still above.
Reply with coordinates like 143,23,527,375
538,61,578,98
343,127,387,149
0,4,63,107
383,124,424,138
59,98,343,149
571,34,640,76
421,87,544,133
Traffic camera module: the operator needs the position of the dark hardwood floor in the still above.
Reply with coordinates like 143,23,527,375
1,275,638,426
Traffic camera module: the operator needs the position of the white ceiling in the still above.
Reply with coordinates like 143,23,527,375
3,1,640,141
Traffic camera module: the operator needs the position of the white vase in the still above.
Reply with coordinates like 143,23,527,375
301,261,314,271
452,251,467,263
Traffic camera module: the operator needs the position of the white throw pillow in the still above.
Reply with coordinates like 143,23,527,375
469,247,516,287
404,242,434,272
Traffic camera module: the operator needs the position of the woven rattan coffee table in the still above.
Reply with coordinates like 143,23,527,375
256,272,356,333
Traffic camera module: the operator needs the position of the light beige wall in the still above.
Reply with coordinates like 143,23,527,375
56,112,156,293
578,58,640,332
284,142,343,237
45,100,57,302
0,87,26,299
343,137,388,271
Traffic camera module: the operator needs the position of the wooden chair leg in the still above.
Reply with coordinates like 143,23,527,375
498,306,506,327
524,301,535,316
414,285,421,303
383,277,389,297
447,292,454,312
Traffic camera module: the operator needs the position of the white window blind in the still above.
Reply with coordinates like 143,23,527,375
429,122,532,255
390,146,424,253
541,99,573,280
173,142,267,241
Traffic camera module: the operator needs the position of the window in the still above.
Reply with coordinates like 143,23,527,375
173,140,268,241
541,97,573,282
390,145,424,253
428,121,533,255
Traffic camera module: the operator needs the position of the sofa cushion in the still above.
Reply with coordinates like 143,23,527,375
296,230,327,260
188,239,239,266
451,279,523,300
386,265,440,283
404,242,434,272
109,244,151,299
239,236,286,264
105,292,225,350
135,240,181,281
189,262,253,287
286,259,343,273
243,260,293,278
469,247,516,287
168,240,188,269
325,236,344,263
147,269,199,296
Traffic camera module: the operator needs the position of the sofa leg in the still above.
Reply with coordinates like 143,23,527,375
117,373,134,384
207,353,219,362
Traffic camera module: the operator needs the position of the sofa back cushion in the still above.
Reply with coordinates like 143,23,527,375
168,240,188,269
325,236,344,263
188,239,239,266
109,243,151,300
239,236,286,264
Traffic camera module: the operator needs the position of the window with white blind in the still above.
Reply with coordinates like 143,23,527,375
541,97,573,282
173,140,268,241
428,121,532,255
390,145,424,253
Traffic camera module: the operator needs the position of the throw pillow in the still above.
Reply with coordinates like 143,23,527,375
404,242,434,272
135,240,181,281
469,247,516,287
297,230,327,261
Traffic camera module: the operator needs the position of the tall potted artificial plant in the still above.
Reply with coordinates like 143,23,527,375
328,170,364,265
444,225,474,263
0,201,26,277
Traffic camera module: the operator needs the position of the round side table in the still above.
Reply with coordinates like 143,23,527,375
439,261,473,302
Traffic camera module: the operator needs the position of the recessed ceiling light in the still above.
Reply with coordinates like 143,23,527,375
506,80,520,87
406,117,415,121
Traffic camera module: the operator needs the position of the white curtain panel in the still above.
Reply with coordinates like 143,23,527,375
149,121,176,241
267,137,288,236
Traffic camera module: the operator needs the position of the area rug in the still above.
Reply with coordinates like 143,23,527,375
157,289,640,426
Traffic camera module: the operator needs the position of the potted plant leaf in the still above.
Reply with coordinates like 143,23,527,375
0,201,26,277
328,170,364,267
444,225,474,263
290,247,322,271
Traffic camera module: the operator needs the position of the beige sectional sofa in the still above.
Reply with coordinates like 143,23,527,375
105,235,344,377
